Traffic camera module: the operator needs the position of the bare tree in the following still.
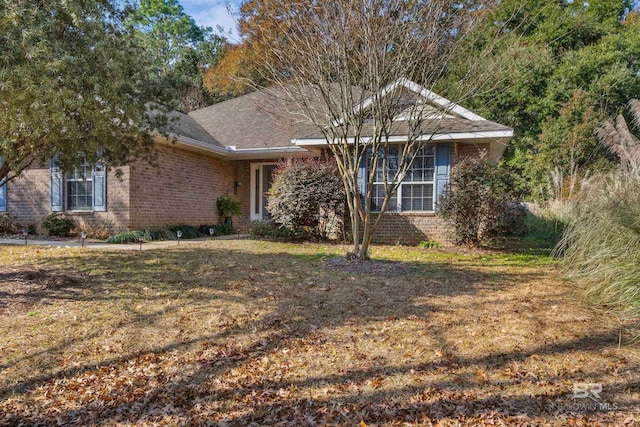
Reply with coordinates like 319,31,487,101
244,0,505,259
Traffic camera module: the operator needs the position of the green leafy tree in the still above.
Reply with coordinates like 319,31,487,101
441,0,640,196
0,0,171,183
132,0,225,111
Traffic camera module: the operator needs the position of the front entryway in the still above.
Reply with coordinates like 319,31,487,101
250,163,278,221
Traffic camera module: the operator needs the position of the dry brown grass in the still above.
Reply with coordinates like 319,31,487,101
0,241,638,426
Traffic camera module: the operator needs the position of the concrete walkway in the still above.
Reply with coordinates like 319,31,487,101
0,234,250,251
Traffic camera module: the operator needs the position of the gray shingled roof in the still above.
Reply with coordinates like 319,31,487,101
147,105,224,148
186,82,512,149
188,89,317,150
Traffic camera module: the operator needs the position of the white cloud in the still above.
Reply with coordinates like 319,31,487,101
181,0,241,40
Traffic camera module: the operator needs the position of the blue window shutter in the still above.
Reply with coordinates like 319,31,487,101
357,152,367,200
0,177,6,213
50,159,63,212
93,163,106,211
435,143,451,209
0,158,6,212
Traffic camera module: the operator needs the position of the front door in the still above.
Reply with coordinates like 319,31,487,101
250,163,278,221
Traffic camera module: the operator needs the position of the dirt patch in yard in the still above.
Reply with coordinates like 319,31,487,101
0,267,87,312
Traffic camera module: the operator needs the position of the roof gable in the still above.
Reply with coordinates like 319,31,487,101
351,78,485,123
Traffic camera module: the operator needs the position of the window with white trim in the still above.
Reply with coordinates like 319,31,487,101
369,145,436,212
66,164,94,211
51,159,106,212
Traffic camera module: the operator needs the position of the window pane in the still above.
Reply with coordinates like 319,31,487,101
67,164,91,180
67,181,93,210
371,184,396,212
401,184,433,211
371,147,399,182
66,165,93,210
405,146,434,182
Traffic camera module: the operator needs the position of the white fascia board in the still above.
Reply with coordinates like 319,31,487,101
343,77,486,126
292,129,514,146
155,133,228,158
226,146,311,160
157,133,311,159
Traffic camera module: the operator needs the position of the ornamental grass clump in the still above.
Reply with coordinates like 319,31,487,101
556,172,640,333
557,98,640,335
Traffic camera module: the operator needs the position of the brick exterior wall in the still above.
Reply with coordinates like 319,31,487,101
451,142,490,164
368,213,451,245
2,162,130,233
128,145,237,230
1,141,494,243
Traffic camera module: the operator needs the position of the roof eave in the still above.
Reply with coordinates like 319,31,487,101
226,146,315,160
155,134,313,160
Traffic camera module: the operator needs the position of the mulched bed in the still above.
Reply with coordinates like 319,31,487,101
323,256,414,275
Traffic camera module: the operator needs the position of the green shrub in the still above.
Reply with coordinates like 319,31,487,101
168,225,201,239
148,228,176,241
107,231,142,244
198,224,234,236
439,155,521,246
106,223,237,244
41,213,76,237
556,171,640,333
418,239,441,249
250,220,300,240
267,159,345,239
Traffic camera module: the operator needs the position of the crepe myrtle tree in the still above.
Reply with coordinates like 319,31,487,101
240,0,508,259
0,0,173,183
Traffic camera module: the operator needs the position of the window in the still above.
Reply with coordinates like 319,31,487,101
401,146,435,211
66,164,93,211
368,145,437,212
50,160,106,212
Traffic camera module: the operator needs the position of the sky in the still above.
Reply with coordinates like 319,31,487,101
180,0,242,41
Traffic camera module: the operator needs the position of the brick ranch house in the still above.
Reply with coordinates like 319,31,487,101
0,79,513,244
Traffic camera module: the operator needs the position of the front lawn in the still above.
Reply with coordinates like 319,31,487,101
0,241,637,425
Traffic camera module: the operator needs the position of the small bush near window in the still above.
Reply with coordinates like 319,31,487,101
41,213,76,237
267,159,345,239
439,155,521,246
77,224,110,240
496,202,528,237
